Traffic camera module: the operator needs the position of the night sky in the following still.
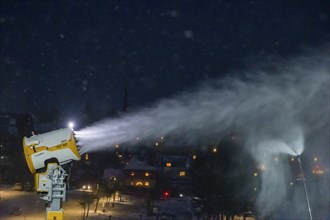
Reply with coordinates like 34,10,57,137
1,0,329,126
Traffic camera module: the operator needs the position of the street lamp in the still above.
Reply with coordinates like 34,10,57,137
297,155,313,220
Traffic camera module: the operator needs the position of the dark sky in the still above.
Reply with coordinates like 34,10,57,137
1,0,329,125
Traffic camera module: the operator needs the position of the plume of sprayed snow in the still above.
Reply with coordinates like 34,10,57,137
75,46,329,217
76,48,328,155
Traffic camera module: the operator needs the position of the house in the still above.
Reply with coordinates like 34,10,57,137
123,156,159,189
160,154,192,196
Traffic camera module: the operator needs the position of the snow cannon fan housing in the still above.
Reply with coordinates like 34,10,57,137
23,128,81,174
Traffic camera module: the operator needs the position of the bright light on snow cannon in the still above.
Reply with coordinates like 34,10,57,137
68,121,74,129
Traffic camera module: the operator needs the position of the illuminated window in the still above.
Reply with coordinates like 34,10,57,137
85,154,89,160
136,182,143,186
130,172,135,176
179,171,185,176
145,172,150,177
145,182,149,186
313,166,324,175
166,162,172,167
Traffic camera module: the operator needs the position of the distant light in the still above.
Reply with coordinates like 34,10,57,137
212,147,217,153
290,182,293,186
314,157,318,162
258,164,266,171
68,121,74,129
179,193,183,197
115,144,119,148
254,172,258,177
163,191,170,198
312,165,324,175
166,162,172,167
192,155,197,160
145,172,150,177
160,136,164,140
155,142,159,146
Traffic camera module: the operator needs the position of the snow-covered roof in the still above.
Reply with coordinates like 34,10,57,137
124,157,158,171
103,168,123,179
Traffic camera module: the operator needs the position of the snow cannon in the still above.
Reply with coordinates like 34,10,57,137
23,128,81,174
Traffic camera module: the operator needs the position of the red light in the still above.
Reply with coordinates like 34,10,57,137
163,191,170,198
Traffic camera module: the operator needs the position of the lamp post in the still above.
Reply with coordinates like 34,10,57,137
297,156,313,220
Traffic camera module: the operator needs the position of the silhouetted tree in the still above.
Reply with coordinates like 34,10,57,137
192,135,255,220
16,112,35,138
79,191,95,219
